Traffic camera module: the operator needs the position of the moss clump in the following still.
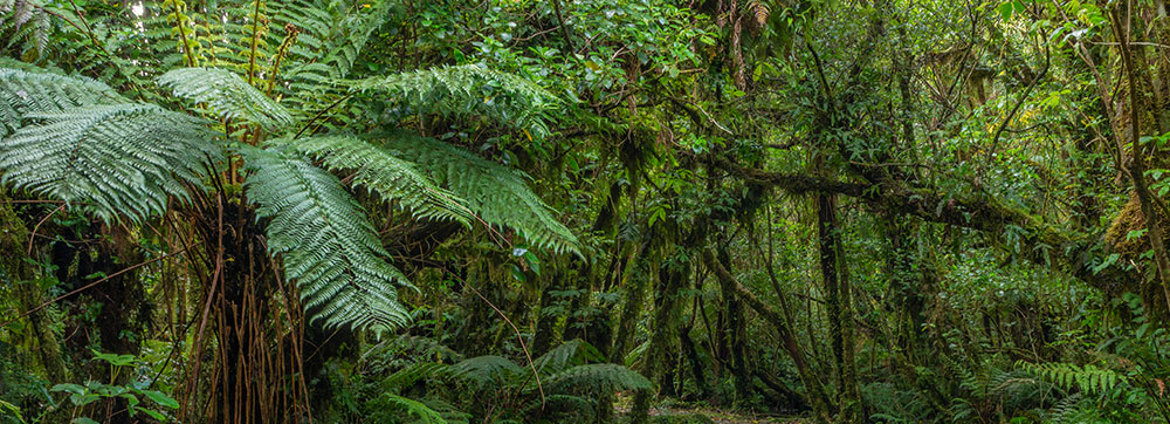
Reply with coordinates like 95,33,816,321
1105,192,1150,256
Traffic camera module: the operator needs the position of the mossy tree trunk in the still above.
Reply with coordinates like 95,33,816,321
817,193,862,423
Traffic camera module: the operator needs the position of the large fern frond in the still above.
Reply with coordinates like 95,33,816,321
350,64,556,138
378,394,448,424
0,67,123,136
0,103,215,222
376,132,579,254
534,339,604,375
381,362,449,392
545,364,652,395
274,135,468,224
158,67,295,131
240,145,410,334
449,355,524,386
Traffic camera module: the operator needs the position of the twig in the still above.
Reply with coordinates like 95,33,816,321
27,204,65,256
1,245,192,329
452,273,546,408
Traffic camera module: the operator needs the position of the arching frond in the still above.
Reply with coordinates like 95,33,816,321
0,66,124,135
274,135,468,224
378,394,448,424
350,64,556,138
0,103,215,222
273,0,388,84
376,132,580,254
534,339,604,375
545,364,651,395
449,355,524,386
381,362,449,392
158,67,295,131
240,145,411,334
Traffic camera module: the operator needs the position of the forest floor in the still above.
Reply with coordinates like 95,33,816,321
656,407,809,423
613,394,810,423
613,403,808,424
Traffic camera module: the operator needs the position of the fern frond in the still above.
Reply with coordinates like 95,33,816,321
534,339,604,375
273,135,468,224
381,362,449,393
748,0,769,27
1018,361,1125,397
274,0,387,80
379,335,463,363
240,145,410,334
0,66,123,135
545,364,651,395
449,355,524,386
376,132,579,254
350,64,556,138
158,67,294,131
0,0,51,57
0,103,215,222
379,394,448,424
1047,393,1084,424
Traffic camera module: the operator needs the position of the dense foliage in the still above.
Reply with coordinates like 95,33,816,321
2,0,1170,423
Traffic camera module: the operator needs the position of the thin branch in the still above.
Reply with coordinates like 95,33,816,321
1,244,193,329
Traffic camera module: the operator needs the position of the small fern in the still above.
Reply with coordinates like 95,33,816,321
1018,361,1126,397
240,144,411,334
519,394,596,422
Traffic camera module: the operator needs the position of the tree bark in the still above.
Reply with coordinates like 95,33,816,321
817,193,863,423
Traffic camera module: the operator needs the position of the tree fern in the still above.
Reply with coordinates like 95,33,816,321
376,131,579,254
0,102,215,222
350,64,557,138
449,355,524,386
240,145,411,334
533,339,604,375
273,135,467,223
158,67,295,131
381,362,449,392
